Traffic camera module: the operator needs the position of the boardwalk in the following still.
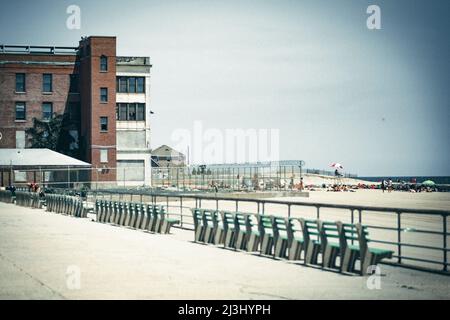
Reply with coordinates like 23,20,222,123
0,202,448,299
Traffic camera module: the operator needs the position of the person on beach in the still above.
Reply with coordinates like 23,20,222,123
388,178,393,193
381,179,386,193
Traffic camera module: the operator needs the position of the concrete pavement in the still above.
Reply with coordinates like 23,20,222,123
0,202,448,299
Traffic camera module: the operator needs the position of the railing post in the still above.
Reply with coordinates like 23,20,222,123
443,214,447,272
180,196,183,229
316,206,320,220
235,200,238,212
287,204,291,218
397,211,402,264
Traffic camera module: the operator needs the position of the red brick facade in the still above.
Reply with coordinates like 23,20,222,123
0,36,118,183
78,37,117,182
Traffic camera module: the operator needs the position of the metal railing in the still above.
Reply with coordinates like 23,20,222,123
85,189,449,274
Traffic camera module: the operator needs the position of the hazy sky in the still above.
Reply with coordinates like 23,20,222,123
1,0,449,176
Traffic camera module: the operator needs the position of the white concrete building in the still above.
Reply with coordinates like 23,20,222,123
115,57,152,186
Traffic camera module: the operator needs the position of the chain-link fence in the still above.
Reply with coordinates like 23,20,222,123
151,164,358,191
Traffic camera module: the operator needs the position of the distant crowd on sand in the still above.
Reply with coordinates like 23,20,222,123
317,178,437,193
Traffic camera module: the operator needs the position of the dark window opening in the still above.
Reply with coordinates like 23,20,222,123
137,104,145,121
128,77,136,93
16,74,25,92
137,77,145,93
100,117,108,131
100,88,108,102
15,102,26,120
42,102,53,120
128,103,136,120
116,103,145,121
100,55,108,71
69,74,79,93
43,74,52,92
119,77,127,93
116,76,145,93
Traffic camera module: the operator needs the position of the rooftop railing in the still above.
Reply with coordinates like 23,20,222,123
0,45,78,55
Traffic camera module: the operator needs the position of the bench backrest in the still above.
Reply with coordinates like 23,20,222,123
336,222,370,252
300,219,320,243
272,216,288,240
246,214,259,234
319,221,340,248
222,211,236,231
202,210,215,228
287,217,303,244
234,212,247,232
258,215,274,237
191,208,204,227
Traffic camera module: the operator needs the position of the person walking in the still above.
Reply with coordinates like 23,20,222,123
387,178,393,193
381,179,386,193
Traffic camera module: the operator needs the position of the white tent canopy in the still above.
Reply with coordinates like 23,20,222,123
0,149,91,170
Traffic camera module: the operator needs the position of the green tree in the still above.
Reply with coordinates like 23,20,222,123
25,114,76,156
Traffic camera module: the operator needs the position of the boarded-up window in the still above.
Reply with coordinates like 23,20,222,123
100,149,108,163
117,160,144,182
117,131,146,150
16,130,25,148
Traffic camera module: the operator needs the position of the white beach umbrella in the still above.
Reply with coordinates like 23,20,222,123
330,162,344,169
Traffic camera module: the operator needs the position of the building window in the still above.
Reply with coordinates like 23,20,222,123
116,103,146,121
137,104,145,121
100,149,108,163
100,117,108,131
15,102,26,120
43,74,52,92
128,103,136,120
69,74,79,93
137,77,145,93
116,77,145,93
42,102,53,120
128,77,136,93
100,55,108,71
117,103,127,120
119,77,127,93
100,88,108,102
16,73,25,92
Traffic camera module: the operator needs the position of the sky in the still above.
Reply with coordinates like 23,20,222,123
0,0,449,176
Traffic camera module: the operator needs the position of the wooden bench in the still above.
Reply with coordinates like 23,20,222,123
286,218,304,261
234,212,249,250
258,215,274,255
337,222,394,275
318,221,341,269
273,217,289,258
246,214,260,252
223,211,237,249
301,219,321,265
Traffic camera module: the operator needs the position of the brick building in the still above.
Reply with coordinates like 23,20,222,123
0,36,152,186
